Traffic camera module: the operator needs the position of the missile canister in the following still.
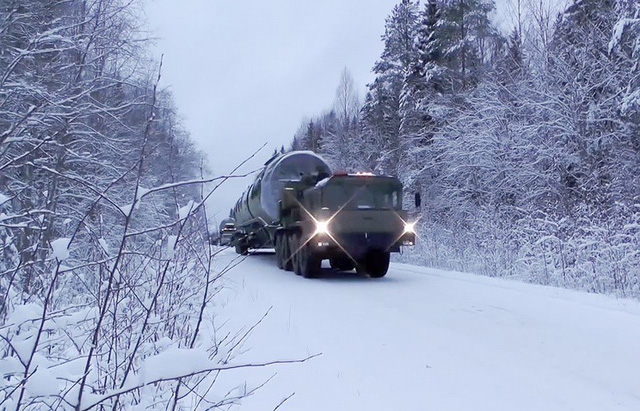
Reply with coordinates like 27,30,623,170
232,151,331,228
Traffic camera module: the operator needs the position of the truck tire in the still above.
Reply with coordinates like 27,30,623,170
288,233,299,274
296,238,320,279
235,243,248,255
357,250,390,278
283,233,294,271
291,233,318,278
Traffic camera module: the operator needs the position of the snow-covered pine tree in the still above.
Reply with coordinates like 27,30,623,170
434,0,500,90
505,28,525,79
403,0,501,209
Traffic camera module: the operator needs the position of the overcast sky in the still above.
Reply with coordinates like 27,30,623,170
144,0,517,224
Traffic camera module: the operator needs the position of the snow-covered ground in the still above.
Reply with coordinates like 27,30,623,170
212,248,640,411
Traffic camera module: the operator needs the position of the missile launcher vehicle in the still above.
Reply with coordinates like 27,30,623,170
218,218,236,246
230,151,415,278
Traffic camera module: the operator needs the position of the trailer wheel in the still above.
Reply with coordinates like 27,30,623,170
357,250,390,278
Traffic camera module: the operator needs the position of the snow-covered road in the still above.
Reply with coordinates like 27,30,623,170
212,248,640,411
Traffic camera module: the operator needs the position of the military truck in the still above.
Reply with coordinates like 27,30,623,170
230,151,415,278
218,219,236,246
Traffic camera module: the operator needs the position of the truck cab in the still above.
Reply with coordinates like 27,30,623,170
276,172,415,278
219,222,236,246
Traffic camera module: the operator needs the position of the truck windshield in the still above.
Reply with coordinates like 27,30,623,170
322,180,402,210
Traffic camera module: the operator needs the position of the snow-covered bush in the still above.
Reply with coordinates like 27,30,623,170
0,1,283,408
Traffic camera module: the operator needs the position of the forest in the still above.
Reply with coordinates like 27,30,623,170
290,0,640,298
0,0,247,408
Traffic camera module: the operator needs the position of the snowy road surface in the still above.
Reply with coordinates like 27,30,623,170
212,248,640,411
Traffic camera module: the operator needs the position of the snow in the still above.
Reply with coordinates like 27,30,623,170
211,249,640,411
140,347,211,383
621,87,640,117
50,237,71,260
0,192,9,206
315,177,331,188
609,18,639,54
0,355,22,378
11,335,37,364
25,365,59,397
178,200,197,220
136,186,150,201
166,235,177,259
98,237,109,255
6,302,42,326
120,204,133,216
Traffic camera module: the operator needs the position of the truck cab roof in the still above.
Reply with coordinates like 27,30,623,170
315,173,402,188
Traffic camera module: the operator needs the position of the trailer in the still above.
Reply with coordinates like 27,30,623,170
230,151,415,278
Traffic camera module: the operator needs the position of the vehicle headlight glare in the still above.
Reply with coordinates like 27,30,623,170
404,222,416,234
316,220,329,235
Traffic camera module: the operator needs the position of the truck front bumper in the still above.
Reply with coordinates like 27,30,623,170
309,231,415,258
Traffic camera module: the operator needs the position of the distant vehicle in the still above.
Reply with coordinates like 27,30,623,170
229,151,415,278
218,220,236,246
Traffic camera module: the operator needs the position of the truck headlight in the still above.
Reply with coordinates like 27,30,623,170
315,220,330,235
404,222,415,234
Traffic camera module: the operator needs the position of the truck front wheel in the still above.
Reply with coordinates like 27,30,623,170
294,234,320,278
357,250,390,278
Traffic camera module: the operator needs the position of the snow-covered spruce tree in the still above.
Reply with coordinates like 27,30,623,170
503,28,526,79
398,0,449,200
361,0,420,177
399,0,504,203
358,91,389,171
398,0,505,266
291,118,323,153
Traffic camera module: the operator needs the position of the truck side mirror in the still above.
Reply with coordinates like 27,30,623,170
414,192,421,209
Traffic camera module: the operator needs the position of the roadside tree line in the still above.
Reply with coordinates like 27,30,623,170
290,0,640,298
